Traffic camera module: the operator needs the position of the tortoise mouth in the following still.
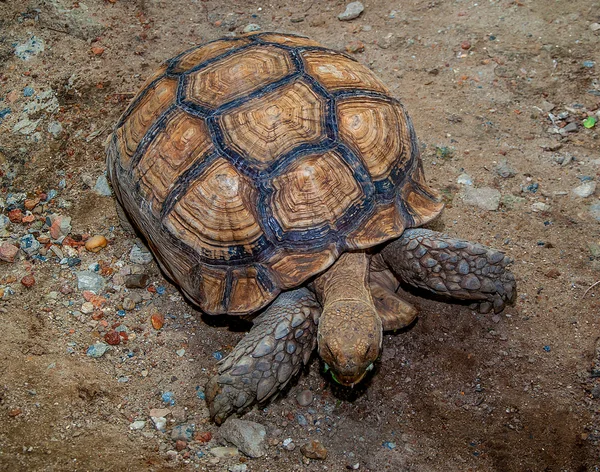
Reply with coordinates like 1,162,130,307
326,362,374,387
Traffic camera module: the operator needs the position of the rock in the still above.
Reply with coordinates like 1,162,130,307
540,100,555,112
166,450,178,461
300,440,327,460
219,418,267,458
81,301,95,314
338,1,364,21
130,245,153,264
457,173,473,186
86,342,109,358
562,122,578,133
125,273,149,288
104,330,120,345
14,36,45,61
282,438,296,451
345,40,365,54
85,235,108,252
149,408,171,418
531,202,551,212
171,423,195,442
175,440,187,451
460,187,501,211
591,23,600,32
296,389,314,407
229,465,247,472
210,447,239,458
460,40,471,50
39,0,106,41
0,243,19,263
571,181,596,198
122,297,136,311
243,24,261,33
151,416,167,432
20,234,41,255
49,215,72,241
76,270,106,292
151,313,165,329
495,159,516,178
171,407,187,424
93,174,112,196
129,420,146,430
21,275,35,288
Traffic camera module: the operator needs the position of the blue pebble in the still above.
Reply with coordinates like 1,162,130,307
579,176,593,182
117,310,126,317
156,286,166,295
86,343,109,358
297,414,308,426
32,255,47,262
23,86,34,96
525,183,538,193
543,345,551,352
382,441,396,450
161,391,176,405
127,351,135,358
583,61,595,68
67,257,81,267
0,108,11,120
45,189,58,201
196,451,205,458
196,387,206,400
212,351,224,361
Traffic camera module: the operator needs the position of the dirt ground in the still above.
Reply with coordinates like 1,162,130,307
1,0,600,470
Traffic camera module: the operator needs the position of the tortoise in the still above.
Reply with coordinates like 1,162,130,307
106,32,516,424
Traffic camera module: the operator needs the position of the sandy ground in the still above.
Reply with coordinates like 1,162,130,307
1,0,600,470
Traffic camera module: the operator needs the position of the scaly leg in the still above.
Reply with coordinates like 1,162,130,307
381,228,516,313
205,288,321,424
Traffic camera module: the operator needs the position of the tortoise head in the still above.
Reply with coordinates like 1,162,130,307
317,299,383,386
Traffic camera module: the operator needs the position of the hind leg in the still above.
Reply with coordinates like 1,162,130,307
381,228,516,314
205,288,321,424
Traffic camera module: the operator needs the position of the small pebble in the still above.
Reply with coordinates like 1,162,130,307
86,342,109,358
571,181,596,198
76,270,106,292
382,441,396,449
0,243,19,262
151,313,165,329
162,391,176,406
91,46,105,56
282,438,295,451
151,416,167,432
93,174,112,196
213,351,224,361
81,302,95,314
122,297,136,311
461,187,501,211
338,1,364,21
20,275,35,288
300,440,327,460
296,389,314,407
129,420,146,430
130,245,153,264
125,273,149,289
171,424,194,442
345,40,365,54
210,447,239,458
590,23,600,32
85,235,108,252
175,440,187,451
176,348,185,357
104,330,121,346
461,40,471,50
243,24,261,33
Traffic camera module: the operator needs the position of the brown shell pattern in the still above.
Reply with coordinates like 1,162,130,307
106,32,443,315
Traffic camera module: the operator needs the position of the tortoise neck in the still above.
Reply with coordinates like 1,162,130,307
314,252,382,386
314,252,371,304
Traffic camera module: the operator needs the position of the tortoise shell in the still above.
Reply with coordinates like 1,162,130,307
106,32,443,315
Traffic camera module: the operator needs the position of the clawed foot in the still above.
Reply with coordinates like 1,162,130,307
382,228,516,314
205,288,321,424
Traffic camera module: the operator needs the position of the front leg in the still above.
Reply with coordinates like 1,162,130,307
381,228,516,313
205,288,321,424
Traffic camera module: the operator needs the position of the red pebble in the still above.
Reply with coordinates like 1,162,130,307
175,440,187,451
104,330,121,345
8,408,22,417
21,275,35,288
150,313,164,330
8,209,22,223
194,431,212,443
461,40,472,50
0,243,19,263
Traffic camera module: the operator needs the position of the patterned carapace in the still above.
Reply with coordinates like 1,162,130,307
106,32,443,315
